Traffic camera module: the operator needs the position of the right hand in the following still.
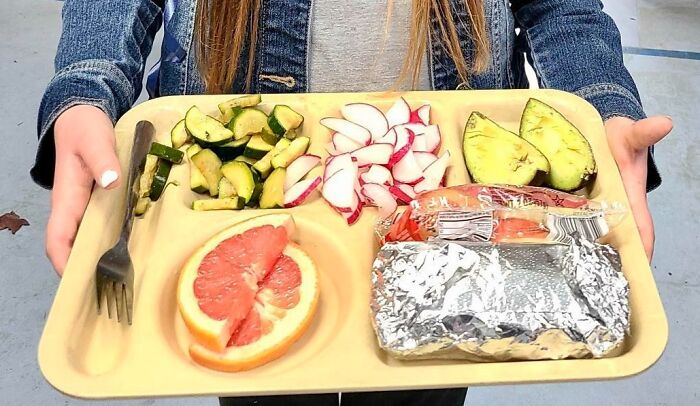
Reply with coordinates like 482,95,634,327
47,105,121,275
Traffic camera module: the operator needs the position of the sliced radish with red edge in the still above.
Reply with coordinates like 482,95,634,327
385,97,411,128
321,117,371,146
360,164,393,186
362,183,398,219
324,153,354,181
414,152,439,170
350,143,393,167
392,150,423,184
333,133,363,154
322,167,357,213
284,176,322,208
284,154,321,191
390,127,416,166
341,104,389,141
414,151,451,193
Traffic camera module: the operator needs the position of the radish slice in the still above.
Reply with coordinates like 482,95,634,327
376,128,398,145
414,152,439,170
333,133,363,154
390,127,416,166
413,125,441,152
284,176,322,207
362,183,398,219
322,166,357,212
395,123,427,136
321,117,371,145
398,183,417,199
385,97,411,128
350,143,393,167
325,142,339,156
392,150,424,184
341,103,389,141
389,184,413,204
360,165,393,186
284,154,321,191
415,151,451,193
415,105,430,125
324,153,354,181
342,193,363,225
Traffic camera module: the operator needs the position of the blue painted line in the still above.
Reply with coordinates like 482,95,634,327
623,46,700,61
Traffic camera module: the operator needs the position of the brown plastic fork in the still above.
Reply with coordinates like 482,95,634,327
95,120,154,325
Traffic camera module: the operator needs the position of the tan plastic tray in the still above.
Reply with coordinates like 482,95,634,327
38,90,668,399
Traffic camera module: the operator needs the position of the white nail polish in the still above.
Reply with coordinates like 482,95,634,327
100,170,118,188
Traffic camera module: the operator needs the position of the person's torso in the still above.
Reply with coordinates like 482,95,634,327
150,0,528,97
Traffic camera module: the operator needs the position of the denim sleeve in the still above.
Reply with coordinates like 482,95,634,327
31,0,163,189
511,0,661,191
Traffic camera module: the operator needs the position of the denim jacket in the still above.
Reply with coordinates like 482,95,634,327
32,0,661,190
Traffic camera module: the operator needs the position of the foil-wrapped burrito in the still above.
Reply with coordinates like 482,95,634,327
370,236,629,361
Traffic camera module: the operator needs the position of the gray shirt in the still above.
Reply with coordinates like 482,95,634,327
308,1,432,93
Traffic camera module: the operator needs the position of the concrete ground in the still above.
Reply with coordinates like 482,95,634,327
1,0,697,405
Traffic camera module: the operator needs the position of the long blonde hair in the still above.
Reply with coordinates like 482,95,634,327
195,0,489,94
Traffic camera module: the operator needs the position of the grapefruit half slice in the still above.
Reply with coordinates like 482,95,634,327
177,214,296,352
189,243,319,372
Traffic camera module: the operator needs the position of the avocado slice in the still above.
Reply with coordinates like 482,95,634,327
463,112,550,186
519,98,597,191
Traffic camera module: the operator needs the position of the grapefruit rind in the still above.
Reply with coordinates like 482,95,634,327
189,243,320,372
177,214,296,352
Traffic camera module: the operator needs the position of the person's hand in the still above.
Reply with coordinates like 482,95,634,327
47,105,121,275
604,116,672,261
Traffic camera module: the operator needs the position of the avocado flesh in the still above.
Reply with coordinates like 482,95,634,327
463,112,550,186
520,98,597,191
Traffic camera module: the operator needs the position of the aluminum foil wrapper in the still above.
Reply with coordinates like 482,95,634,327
370,236,629,361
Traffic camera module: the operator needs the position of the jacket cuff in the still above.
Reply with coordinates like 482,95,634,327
574,83,661,193
31,61,128,189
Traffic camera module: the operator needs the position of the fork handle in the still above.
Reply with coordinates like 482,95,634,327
119,121,155,243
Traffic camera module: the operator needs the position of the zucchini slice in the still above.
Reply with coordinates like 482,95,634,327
221,161,255,203
252,138,292,178
271,136,310,169
234,155,258,166
186,144,209,194
259,168,286,209
218,177,237,199
243,134,275,160
284,128,299,140
135,197,151,216
149,142,184,164
192,197,246,211
191,149,223,196
212,136,250,161
222,107,243,126
217,94,262,117
150,159,173,201
171,119,191,149
248,182,264,207
261,129,280,146
185,106,234,146
138,154,159,198
268,105,304,136
229,108,273,140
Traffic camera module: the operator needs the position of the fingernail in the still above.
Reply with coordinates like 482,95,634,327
664,115,673,121
100,170,118,188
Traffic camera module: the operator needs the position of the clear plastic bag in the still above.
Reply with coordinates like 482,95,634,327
378,184,626,245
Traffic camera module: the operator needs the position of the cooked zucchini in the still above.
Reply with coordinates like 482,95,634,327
150,159,173,201
171,119,190,149
191,149,223,196
185,106,234,145
229,108,273,140
192,197,246,211
234,155,258,166
217,94,262,120
259,168,286,209
261,129,280,146
135,197,151,216
221,161,255,203
252,138,292,178
149,142,184,164
271,136,310,169
212,136,250,161
284,128,299,140
244,134,275,160
249,182,264,207
186,144,208,193
138,154,159,198
218,177,237,199
222,107,243,126
268,105,303,136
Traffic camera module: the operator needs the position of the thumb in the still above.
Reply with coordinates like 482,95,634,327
77,115,121,189
629,116,673,151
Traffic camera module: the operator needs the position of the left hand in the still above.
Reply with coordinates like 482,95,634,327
604,116,672,261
